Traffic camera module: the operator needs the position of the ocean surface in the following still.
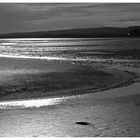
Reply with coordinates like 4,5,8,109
0,38,140,63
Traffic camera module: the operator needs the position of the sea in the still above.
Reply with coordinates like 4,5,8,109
0,38,140,64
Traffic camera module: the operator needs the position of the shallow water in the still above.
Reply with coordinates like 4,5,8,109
0,38,140,62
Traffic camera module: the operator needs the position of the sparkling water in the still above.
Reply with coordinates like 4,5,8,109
0,38,140,62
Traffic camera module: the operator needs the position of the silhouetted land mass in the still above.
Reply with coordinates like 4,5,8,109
0,26,140,38
128,26,140,37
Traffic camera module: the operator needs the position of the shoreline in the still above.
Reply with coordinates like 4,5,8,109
0,80,139,110
0,54,140,63
0,83,140,136
0,56,135,102
0,57,140,136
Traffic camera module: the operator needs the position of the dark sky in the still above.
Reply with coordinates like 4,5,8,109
0,3,140,33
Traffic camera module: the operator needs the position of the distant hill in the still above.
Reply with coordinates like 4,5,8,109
0,26,140,38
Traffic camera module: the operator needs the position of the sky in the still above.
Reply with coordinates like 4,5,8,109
0,3,140,33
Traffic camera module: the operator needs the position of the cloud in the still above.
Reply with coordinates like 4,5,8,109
0,3,140,33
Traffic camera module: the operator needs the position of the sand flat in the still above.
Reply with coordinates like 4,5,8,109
0,57,133,101
0,57,139,137
0,83,140,137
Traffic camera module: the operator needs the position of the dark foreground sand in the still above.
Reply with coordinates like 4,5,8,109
0,57,140,137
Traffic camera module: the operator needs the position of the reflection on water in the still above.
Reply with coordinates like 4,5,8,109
1,81,140,110
0,38,140,61
0,54,140,63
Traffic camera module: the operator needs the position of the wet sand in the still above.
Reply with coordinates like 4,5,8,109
0,82,140,137
0,57,134,101
0,57,139,136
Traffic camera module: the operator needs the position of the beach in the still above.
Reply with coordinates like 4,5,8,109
1,2,140,137
1,86,140,137
0,57,134,101
0,56,140,136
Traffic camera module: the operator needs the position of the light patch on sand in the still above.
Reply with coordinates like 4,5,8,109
0,96,76,109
